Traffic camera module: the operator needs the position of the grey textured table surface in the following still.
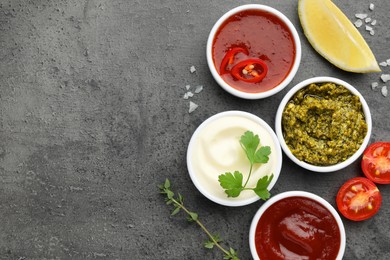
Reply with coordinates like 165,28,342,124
0,0,389,259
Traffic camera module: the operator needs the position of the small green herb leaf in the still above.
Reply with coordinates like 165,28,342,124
188,211,198,222
203,234,222,249
166,189,174,199
218,171,244,197
224,247,239,260
253,174,274,200
254,146,271,164
171,207,180,216
164,178,171,189
240,131,260,164
204,240,214,249
178,193,184,204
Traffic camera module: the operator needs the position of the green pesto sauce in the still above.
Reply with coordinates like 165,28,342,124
282,82,367,166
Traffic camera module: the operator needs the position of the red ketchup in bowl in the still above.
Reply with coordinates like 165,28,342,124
212,9,296,93
255,196,341,259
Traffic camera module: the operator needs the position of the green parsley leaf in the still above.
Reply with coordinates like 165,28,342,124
218,171,244,197
253,174,274,200
239,131,259,164
254,146,271,164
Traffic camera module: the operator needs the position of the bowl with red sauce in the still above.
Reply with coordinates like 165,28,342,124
249,191,346,260
207,4,301,99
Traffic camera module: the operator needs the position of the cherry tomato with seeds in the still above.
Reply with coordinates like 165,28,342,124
336,177,381,221
361,142,390,184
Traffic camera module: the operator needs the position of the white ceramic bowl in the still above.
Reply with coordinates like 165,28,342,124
249,191,346,260
186,111,282,206
206,4,301,99
275,76,372,172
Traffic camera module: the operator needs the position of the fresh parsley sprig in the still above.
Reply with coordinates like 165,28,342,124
218,131,274,199
159,179,239,260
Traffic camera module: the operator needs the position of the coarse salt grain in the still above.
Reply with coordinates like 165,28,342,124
365,17,372,23
189,101,198,113
369,3,375,11
381,74,390,83
355,13,368,19
387,59,390,65
194,85,203,94
183,93,189,99
381,86,388,97
371,82,378,90
379,62,388,67
190,66,196,73
371,19,377,25
354,19,363,28
369,30,375,36
185,84,191,90
365,25,373,31
187,91,194,98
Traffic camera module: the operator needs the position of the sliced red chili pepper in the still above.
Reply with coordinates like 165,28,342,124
219,47,249,74
230,58,268,83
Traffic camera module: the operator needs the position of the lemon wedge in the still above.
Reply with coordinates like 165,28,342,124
298,0,380,73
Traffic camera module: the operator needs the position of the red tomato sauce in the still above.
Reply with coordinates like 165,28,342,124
255,197,341,259
212,10,296,93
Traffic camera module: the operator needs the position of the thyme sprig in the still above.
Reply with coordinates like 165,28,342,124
159,179,239,260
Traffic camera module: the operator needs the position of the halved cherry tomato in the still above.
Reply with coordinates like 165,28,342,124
230,58,268,83
361,142,390,184
219,47,249,74
336,177,382,221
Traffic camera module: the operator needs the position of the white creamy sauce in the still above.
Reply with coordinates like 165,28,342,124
191,115,278,201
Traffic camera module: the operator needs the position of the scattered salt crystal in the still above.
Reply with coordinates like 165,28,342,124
183,93,189,99
194,85,203,94
187,91,194,98
355,13,368,19
369,30,375,36
371,82,378,90
387,59,390,65
380,74,390,83
190,66,196,73
365,17,372,23
379,62,388,67
381,86,388,97
371,19,377,25
369,3,375,11
185,84,191,90
354,19,363,28
365,25,373,31
189,101,199,113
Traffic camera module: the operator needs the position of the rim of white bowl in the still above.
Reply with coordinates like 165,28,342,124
206,4,302,100
186,111,283,207
249,191,346,260
275,76,372,173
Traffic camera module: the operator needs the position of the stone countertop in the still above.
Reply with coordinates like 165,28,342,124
0,0,389,259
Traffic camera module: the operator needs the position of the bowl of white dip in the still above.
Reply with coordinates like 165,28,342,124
186,111,282,206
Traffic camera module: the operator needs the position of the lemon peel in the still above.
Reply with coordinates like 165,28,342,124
298,0,380,73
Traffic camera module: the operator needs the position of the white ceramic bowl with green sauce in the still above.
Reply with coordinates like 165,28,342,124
275,76,372,172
